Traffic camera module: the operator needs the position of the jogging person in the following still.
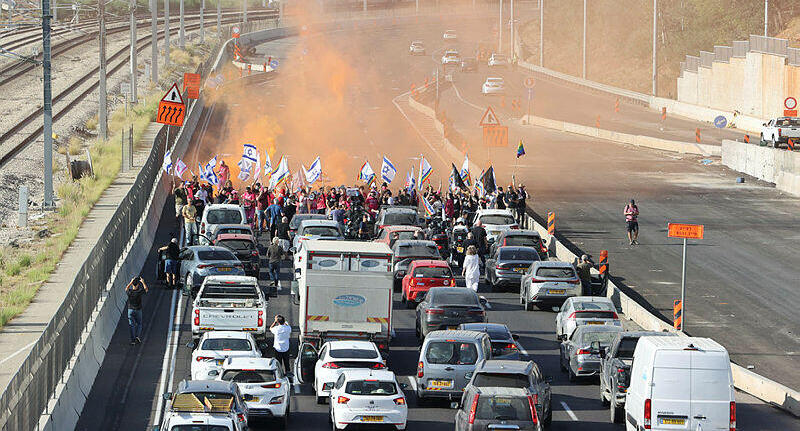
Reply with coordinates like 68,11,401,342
125,276,148,345
624,199,640,245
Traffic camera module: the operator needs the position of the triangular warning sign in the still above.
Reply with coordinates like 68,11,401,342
479,106,501,126
161,83,184,104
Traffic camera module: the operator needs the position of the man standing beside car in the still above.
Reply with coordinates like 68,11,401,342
158,238,180,288
270,315,292,375
182,203,197,246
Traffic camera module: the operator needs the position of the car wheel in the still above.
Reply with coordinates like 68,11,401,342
610,400,623,423
401,292,406,304
772,138,779,148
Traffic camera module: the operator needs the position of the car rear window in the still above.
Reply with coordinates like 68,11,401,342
498,249,538,261
472,373,528,389
170,426,229,431
413,266,452,278
345,380,397,396
617,338,639,359
480,214,515,225
486,327,511,340
397,244,439,258
290,214,325,229
200,284,259,300
425,341,479,365
579,331,619,345
206,209,244,225
394,231,418,241
302,226,340,237
535,267,576,279
503,236,540,247
221,369,275,383
475,395,532,421
201,338,252,351
384,213,417,225
217,240,254,251
218,228,250,236
574,311,617,319
197,250,237,261
432,290,479,306
776,118,800,127
329,348,378,359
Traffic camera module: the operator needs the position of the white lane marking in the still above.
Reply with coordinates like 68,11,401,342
152,288,178,427
560,401,578,421
0,341,36,365
406,375,418,392
120,288,166,405
166,293,186,392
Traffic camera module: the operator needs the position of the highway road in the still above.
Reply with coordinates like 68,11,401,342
74,15,800,430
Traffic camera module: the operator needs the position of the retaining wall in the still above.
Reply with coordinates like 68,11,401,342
721,139,800,196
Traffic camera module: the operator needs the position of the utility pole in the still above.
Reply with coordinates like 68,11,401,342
363,0,366,12
164,0,170,67
764,0,768,36
416,0,418,14
130,0,137,103
52,0,56,22
510,0,514,61
539,0,543,66
652,0,657,96
43,0,54,207
151,0,158,83
200,0,204,42
99,0,108,141
498,0,502,54
243,0,247,23
582,0,586,79
179,0,185,48
217,0,221,38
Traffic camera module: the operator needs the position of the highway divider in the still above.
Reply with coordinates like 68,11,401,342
721,139,800,197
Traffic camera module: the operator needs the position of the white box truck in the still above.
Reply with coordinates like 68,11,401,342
625,336,736,431
292,240,394,356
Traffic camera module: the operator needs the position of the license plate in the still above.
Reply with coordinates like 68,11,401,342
659,417,686,425
429,380,453,388
549,289,565,295
586,321,603,325
457,247,464,253
216,360,224,365
447,326,458,330
361,416,383,422
217,267,231,272
514,268,524,273
250,396,259,402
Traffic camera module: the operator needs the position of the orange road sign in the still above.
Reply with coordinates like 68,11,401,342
784,109,798,117
667,223,704,239
479,106,501,126
157,83,185,126
483,125,508,147
232,26,240,38
183,72,200,99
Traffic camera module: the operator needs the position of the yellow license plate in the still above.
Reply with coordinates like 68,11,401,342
217,267,231,272
430,380,453,388
457,247,464,253
586,321,604,325
549,289,565,294
250,397,259,402
447,326,458,330
361,416,383,422
514,268,524,272
216,360,224,365
660,418,686,425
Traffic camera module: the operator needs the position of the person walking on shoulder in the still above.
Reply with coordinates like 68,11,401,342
125,276,148,345
624,199,640,246
270,315,292,375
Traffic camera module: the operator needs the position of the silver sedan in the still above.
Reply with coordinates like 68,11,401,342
559,325,623,382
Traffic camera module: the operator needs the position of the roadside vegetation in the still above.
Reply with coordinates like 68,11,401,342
518,0,799,97
0,42,212,328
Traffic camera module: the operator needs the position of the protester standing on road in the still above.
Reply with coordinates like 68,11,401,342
267,237,284,288
270,315,292,375
173,180,187,227
462,246,481,292
158,238,180,288
517,185,528,228
217,160,230,190
470,221,488,264
182,202,197,246
267,198,284,237
125,276,148,345
576,254,593,296
624,199,640,246
256,186,270,234
276,216,291,252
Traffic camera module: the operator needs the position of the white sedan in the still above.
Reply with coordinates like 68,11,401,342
302,340,386,404
409,41,426,55
488,53,508,67
481,77,506,95
329,369,407,431
555,296,621,341
442,30,457,40
218,357,291,426
190,331,262,380
441,50,461,66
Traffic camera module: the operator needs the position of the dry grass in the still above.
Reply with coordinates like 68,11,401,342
68,136,83,155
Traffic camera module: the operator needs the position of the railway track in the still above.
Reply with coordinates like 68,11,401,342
0,11,277,168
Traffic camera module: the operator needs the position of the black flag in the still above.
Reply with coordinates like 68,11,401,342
481,166,497,194
450,163,467,191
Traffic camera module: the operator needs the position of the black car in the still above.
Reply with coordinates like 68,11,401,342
415,287,487,339
288,213,327,242
485,246,541,291
458,322,521,360
391,239,441,290
491,230,547,260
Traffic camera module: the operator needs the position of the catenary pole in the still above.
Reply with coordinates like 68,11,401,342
43,0,54,206
98,0,108,141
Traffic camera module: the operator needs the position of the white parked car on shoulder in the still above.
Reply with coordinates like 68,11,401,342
441,50,461,66
191,331,263,380
555,296,621,341
409,40,426,55
487,53,508,67
329,369,408,431
302,340,386,404
481,77,505,95
217,357,291,426
442,29,457,40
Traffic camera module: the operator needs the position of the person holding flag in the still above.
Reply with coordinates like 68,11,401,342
217,160,230,190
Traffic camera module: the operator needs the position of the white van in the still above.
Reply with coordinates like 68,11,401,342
625,337,735,431
200,204,247,244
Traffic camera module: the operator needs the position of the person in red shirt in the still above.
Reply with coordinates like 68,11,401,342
256,186,270,233
217,160,230,190
365,191,379,213
315,187,327,214
242,186,257,225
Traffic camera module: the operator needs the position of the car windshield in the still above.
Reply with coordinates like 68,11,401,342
221,369,276,383
617,338,639,359
329,348,378,359
397,244,439,258
290,214,325,229
535,267,576,279
776,118,800,126
197,250,237,261
499,249,537,261
426,341,479,365
474,395,532,421
413,266,452,278
206,209,244,225
487,79,504,85
579,331,619,345
432,290,479,306
384,213,417,225
480,214,514,225
170,426,229,431
503,236,540,247
201,338,252,351
344,380,397,396
472,373,528,389
217,239,254,251
302,226,340,237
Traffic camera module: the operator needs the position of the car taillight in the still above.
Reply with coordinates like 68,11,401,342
511,224,520,229
258,310,263,327
505,343,517,350
409,279,416,286
393,397,406,405
567,279,580,284
617,368,626,373
337,396,350,404
371,362,386,369
730,401,736,431
200,222,205,234
611,312,619,319
417,361,424,378
321,362,340,369
261,382,282,388
495,265,503,270
527,395,539,424
237,413,245,423
234,264,244,269
194,309,200,326
577,349,592,355
468,394,480,424
251,250,259,257
779,128,783,138
426,308,444,315
197,264,212,269
468,309,485,316
644,398,651,429
540,244,547,253
195,356,213,362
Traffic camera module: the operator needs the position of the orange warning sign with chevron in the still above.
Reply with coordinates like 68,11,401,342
156,83,185,126
479,106,501,126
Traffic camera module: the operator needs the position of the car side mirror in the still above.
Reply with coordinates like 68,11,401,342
289,247,296,254
512,333,520,341
478,297,488,307
186,341,196,349
208,370,219,377
399,383,409,390
258,341,269,352
590,341,601,352
450,401,460,409
162,392,173,400
762,122,767,126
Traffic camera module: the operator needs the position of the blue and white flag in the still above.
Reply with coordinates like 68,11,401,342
173,158,188,178
202,156,219,185
405,167,415,191
238,158,252,181
359,161,375,184
263,151,272,178
241,143,258,164
380,156,397,184
303,156,322,185
162,150,173,174
252,149,261,180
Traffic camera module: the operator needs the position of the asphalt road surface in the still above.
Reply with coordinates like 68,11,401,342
76,12,799,431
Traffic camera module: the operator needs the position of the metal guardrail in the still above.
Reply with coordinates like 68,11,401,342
685,55,699,73
714,46,732,63
749,34,789,57
732,40,749,58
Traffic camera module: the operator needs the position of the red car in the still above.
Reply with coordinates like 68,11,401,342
374,225,423,248
213,233,260,278
401,259,455,308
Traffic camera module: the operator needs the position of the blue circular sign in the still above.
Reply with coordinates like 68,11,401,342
269,59,279,68
713,115,727,128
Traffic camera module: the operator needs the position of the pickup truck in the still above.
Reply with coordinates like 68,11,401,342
191,275,268,342
598,331,677,423
761,116,800,148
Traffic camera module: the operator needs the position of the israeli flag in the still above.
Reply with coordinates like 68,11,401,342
359,161,375,184
173,159,188,177
263,151,272,177
203,157,220,186
304,156,322,184
242,143,258,164
380,156,397,184
162,150,173,174
238,158,252,181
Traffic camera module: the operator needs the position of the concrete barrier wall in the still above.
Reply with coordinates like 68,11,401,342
722,139,800,196
743,52,764,117
763,53,787,119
